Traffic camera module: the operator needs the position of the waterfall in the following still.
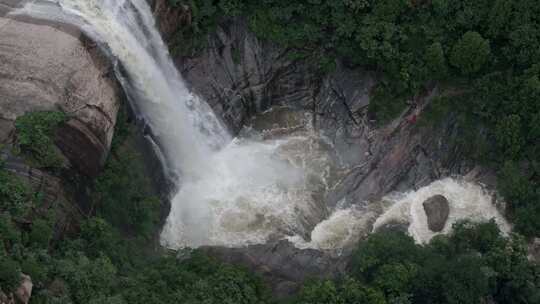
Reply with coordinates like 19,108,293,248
14,0,333,248
15,0,231,181
14,1,510,251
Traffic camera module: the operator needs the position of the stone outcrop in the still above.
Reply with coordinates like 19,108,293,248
422,195,450,232
0,3,121,176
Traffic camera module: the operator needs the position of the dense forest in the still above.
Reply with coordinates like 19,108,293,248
1,0,539,303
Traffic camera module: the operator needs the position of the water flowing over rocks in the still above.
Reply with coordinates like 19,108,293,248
151,9,507,294
423,195,450,232
0,0,121,176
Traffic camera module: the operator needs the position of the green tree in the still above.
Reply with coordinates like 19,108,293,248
425,42,448,79
0,258,21,292
495,114,524,160
450,31,491,75
0,169,32,217
14,111,66,168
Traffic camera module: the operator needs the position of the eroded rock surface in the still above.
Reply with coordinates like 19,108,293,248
0,6,120,176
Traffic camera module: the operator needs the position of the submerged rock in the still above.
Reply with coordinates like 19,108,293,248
422,195,450,232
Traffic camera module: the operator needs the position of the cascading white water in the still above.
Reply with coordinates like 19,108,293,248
15,0,231,180
14,0,335,248
15,1,511,251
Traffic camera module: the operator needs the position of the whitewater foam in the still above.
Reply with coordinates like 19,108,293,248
373,178,511,243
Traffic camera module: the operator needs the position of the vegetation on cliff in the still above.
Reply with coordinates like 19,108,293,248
14,111,67,169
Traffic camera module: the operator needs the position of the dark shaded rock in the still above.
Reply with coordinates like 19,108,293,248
376,220,410,234
1,151,65,207
201,240,347,299
423,195,450,232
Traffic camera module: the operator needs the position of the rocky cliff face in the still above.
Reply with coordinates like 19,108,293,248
152,6,495,296
0,2,121,177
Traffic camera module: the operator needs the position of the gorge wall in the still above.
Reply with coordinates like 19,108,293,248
150,2,500,295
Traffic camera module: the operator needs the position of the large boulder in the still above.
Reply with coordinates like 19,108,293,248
0,8,121,176
423,195,450,232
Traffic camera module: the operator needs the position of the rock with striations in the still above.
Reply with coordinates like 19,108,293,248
422,195,450,232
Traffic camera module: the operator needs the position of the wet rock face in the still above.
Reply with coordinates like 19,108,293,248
423,195,450,232
0,10,121,176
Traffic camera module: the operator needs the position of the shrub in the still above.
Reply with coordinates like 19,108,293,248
0,169,32,217
0,258,21,292
14,111,67,168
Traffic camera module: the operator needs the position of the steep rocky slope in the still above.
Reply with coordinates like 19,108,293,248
0,1,121,177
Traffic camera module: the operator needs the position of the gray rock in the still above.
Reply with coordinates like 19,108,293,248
423,195,450,232
528,238,540,263
0,11,121,176
14,274,32,304
376,220,410,234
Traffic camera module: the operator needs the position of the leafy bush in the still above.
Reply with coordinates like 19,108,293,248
0,169,32,217
0,258,21,292
123,252,269,304
344,221,539,304
14,111,66,168
450,31,491,75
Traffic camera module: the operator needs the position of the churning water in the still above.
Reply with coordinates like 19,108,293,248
15,0,510,251
373,178,511,243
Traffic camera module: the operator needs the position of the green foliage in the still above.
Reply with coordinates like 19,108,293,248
0,169,32,217
28,219,54,249
367,84,408,125
0,258,21,292
93,145,161,239
123,252,269,304
0,213,21,253
425,42,448,80
55,253,119,303
450,31,491,75
294,278,386,304
346,221,539,304
93,109,161,239
14,111,66,169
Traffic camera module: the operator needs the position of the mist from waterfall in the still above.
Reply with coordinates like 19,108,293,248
15,0,511,251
